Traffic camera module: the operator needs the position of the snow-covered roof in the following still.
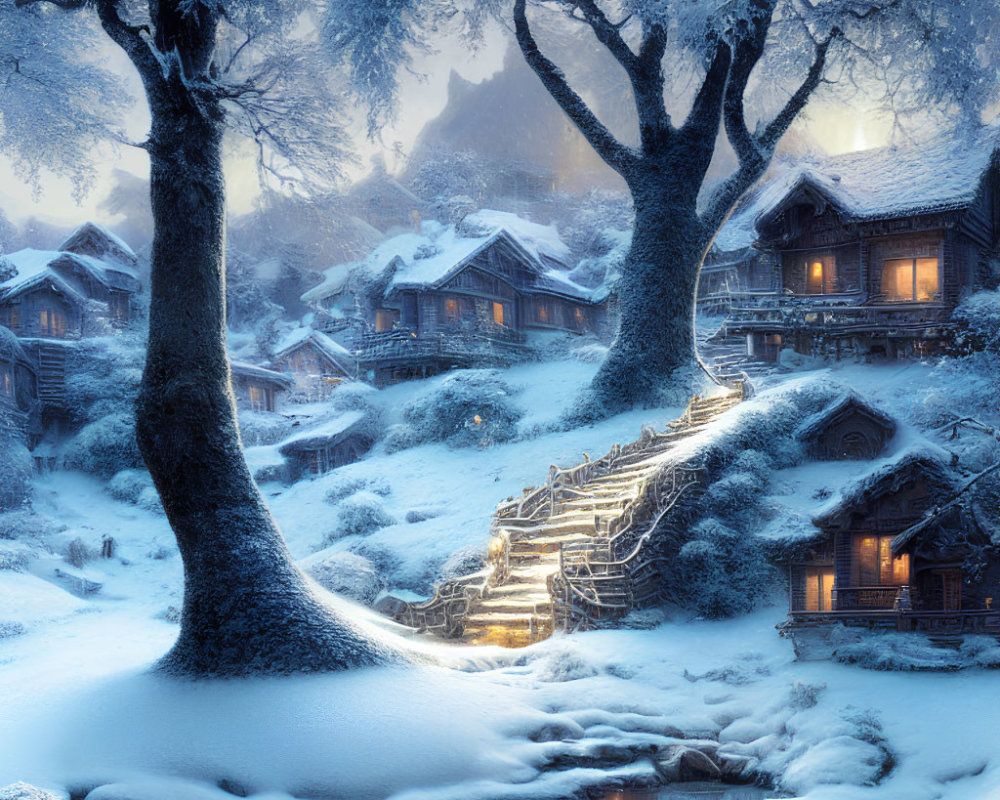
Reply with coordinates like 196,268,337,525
274,328,355,375
230,360,294,389
59,222,137,266
0,250,88,303
794,392,896,442
812,449,953,530
278,410,368,453
302,211,595,304
714,125,1000,252
0,247,139,302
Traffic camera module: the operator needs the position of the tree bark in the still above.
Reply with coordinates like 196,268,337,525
587,170,714,413
135,78,392,676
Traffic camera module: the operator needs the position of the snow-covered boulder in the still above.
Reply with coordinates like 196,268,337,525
303,550,384,605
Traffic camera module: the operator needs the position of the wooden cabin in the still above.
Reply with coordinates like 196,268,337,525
779,453,1000,644
230,362,293,413
278,410,374,478
304,212,604,387
0,235,140,339
722,129,1000,362
271,329,355,402
794,393,897,461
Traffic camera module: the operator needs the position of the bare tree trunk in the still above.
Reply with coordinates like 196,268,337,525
135,85,391,676
588,186,713,413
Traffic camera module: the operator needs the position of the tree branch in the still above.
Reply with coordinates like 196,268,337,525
701,24,840,232
680,42,732,144
570,0,639,74
722,0,774,175
513,0,637,177
759,26,840,150
92,0,165,97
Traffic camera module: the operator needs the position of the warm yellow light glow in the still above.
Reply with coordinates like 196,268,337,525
811,262,823,279
473,415,482,425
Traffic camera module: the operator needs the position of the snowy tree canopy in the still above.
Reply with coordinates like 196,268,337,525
1,0,469,193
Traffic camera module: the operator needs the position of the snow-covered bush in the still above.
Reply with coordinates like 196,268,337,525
325,490,394,542
305,550,385,605
0,433,31,511
704,472,765,522
62,412,143,478
0,510,64,541
238,410,295,447
389,370,523,451
672,518,778,618
107,469,154,504
0,542,30,571
438,543,486,581
65,537,94,568
953,290,1000,354
63,335,143,426
324,476,391,505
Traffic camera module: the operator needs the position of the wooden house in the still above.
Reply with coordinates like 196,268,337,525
779,452,1000,645
303,211,604,387
278,410,374,477
230,361,293,413
0,227,141,339
722,128,1000,362
794,393,897,461
271,328,355,401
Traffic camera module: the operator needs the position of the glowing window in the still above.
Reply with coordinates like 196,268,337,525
492,302,504,326
444,298,459,322
882,257,939,301
536,303,549,324
39,308,67,338
0,368,11,397
574,307,585,328
375,309,397,332
854,535,909,586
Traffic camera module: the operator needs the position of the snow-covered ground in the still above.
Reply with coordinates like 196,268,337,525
2,354,1000,799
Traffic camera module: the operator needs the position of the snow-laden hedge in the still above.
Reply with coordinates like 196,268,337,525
325,490,395,543
386,370,523,452
673,518,779,618
953,289,1000,353
62,412,143,479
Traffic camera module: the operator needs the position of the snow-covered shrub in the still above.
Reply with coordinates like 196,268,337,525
136,485,164,514
704,472,765,522
329,381,378,413
63,335,144,426
65,537,94,568
0,434,31,511
107,469,154,504
238,410,295,447
531,644,600,682
672,518,778,618
326,490,394,542
62,412,142,478
0,542,30,571
953,290,1000,354
0,621,26,639
438,544,486,581
305,551,385,605
391,370,523,451
0,510,63,541
405,507,443,524
324,476,391,505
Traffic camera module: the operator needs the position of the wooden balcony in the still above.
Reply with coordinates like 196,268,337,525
726,294,952,336
358,326,530,368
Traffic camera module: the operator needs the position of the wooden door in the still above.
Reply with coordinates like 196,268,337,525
941,570,962,611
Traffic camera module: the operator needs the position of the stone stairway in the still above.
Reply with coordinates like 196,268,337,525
385,389,745,647
36,341,68,408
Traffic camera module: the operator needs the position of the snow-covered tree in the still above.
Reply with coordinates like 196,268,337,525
1,0,434,676
511,0,1000,413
